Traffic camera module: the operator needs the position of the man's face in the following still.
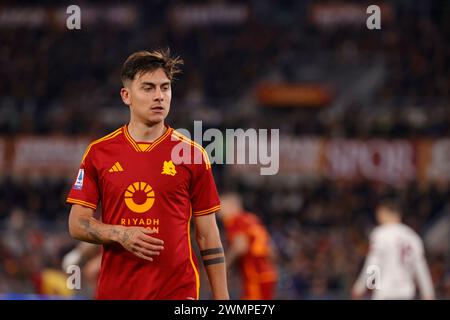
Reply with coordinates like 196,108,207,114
376,207,389,224
219,195,241,220
121,68,171,125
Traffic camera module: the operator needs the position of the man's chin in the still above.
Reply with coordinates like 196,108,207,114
144,115,166,126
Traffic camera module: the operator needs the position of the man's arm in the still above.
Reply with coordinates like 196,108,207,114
352,259,370,299
194,213,229,300
352,232,381,299
414,250,435,300
68,204,164,261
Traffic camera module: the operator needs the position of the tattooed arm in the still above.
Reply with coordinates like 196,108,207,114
194,213,229,300
68,204,164,261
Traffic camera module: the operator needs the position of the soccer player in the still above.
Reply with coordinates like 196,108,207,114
66,49,229,300
352,200,435,300
219,192,278,300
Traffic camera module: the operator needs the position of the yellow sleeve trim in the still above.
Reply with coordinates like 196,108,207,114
82,128,123,163
67,198,97,210
193,204,221,216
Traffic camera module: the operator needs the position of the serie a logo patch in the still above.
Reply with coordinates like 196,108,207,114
73,169,84,190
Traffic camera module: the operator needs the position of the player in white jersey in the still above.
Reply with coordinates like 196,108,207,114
352,200,435,300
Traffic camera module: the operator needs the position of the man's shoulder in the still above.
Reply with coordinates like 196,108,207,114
170,129,206,150
170,129,211,169
371,225,389,240
242,212,262,224
88,127,124,150
398,224,423,243
82,127,124,163
373,223,422,244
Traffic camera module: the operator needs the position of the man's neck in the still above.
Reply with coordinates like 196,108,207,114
382,219,401,225
127,121,166,143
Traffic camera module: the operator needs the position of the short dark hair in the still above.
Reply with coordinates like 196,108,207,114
120,48,183,85
377,199,402,216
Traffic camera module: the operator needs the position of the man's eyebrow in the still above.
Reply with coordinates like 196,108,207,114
140,81,171,86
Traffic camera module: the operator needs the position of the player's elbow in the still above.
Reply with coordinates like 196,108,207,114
68,205,89,241
195,230,211,245
196,229,221,248
68,217,83,241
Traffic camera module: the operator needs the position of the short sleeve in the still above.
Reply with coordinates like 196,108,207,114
66,146,100,210
190,150,220,216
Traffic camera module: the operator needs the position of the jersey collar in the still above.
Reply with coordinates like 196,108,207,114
123,124,173,152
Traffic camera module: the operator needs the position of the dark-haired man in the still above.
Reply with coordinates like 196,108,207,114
67,49,229,300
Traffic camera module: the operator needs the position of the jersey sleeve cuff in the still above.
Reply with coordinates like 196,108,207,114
193,204,221,216
67,197,97,210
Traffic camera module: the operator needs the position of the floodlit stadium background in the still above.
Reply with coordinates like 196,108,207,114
0,0,449,299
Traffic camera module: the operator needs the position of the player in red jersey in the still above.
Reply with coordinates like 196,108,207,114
219,193,278,300
67,49,229,300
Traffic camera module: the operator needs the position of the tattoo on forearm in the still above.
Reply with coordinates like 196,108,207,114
110,228,121,241
79,217,102,242
121,230,131,245
201,247,224,256
203,257,225,266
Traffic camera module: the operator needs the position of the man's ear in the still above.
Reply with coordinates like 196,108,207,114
120,87,131,106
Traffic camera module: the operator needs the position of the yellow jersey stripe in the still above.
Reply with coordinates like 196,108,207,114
172,130,210,163
172,131,212,170
172,132,212,169
188,207,200,299
194,204,221,214
177,133,212,168
123,126,141,152
194,205,221,216
81,128,122,164
115,162,123,171
144,127,173,152
67,198,97,210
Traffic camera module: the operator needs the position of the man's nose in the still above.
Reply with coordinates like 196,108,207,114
154,87,164,101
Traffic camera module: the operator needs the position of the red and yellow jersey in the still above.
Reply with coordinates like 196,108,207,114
67,125,220,300
224,212,277,293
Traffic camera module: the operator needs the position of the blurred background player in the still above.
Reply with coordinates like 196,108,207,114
219,192,278,300
352,200,435,300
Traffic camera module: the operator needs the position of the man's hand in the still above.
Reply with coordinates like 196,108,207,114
117,226,164,261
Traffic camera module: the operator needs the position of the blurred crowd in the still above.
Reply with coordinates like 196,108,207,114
0,0,449,299
0,1,449,137
1,177,449,299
